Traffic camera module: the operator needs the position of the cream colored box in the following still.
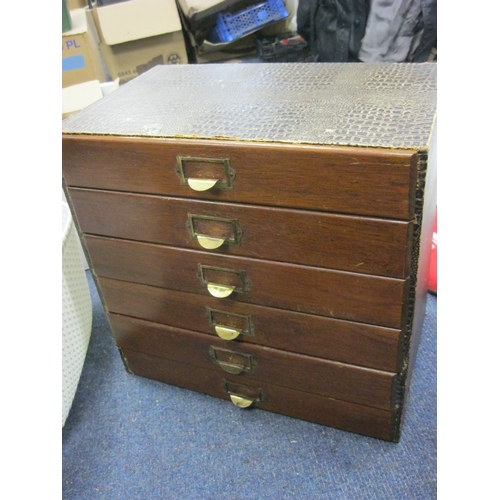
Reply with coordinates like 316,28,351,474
88,0,188,84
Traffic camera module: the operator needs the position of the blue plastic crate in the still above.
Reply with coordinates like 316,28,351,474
210,0,288,44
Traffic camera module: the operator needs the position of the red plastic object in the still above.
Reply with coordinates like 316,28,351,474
428,209,437,294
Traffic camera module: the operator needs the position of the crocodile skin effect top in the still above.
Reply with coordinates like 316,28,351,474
62,63,437,150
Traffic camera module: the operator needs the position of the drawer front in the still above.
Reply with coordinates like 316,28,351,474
70,188,412,278
62,136,417,219
110,314,396,410
100,277,402,372
87,236,407,328
122,348,395,441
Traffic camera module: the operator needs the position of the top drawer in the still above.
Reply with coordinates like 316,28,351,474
62,135,418,220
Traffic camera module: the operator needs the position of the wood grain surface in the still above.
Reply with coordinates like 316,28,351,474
62,136,417,220
121,348,395,441
69,189,411,279
86,235,407,328
69,187,412,278
110,313,396,410
99,277,402,372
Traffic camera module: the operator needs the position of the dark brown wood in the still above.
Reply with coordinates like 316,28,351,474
86,235,407,328
121,348,395,441
110,313,395,410
99,276,402,372
61,63,437,442
62,136,417,220
69,187,412,278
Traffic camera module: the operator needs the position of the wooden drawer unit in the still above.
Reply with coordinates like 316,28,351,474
62,63,437,442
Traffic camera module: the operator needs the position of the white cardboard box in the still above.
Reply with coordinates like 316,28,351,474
62,78,119,119
88,0,188,83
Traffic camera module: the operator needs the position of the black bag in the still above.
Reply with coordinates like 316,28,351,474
297,0,370,62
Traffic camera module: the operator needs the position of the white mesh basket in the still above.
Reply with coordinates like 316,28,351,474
62,201,92,427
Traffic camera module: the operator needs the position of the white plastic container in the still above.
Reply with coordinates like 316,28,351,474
62,201,93,426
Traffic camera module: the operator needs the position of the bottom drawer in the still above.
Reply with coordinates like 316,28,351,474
121,348,396,442
109,313,396,410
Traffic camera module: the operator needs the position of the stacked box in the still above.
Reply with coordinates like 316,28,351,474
88,0,188,84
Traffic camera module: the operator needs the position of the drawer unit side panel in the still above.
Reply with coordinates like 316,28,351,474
86,236,407,329
62,136,417,220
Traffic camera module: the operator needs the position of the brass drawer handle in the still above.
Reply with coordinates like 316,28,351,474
207,283,235,298
207,308,255,339
176,156,235,191
224,380,262,409
215,325,242,340
198,265,250,297
187,215,242,251
186,178,218,192
210,347,255,375
196,235,225,250
218,362,245,375
230,395,254,408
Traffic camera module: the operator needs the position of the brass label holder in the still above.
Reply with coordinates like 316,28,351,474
186,215,242,250
207,308,254,340
175,156,235,191
209,346,255,375
223,380,263,408
197,264,250,298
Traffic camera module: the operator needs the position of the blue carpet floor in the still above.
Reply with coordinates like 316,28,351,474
62,272,437,499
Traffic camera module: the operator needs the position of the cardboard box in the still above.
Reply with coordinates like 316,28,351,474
67,0,87,9
62,78,119,119
62,8,107,88
88,0,188,84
